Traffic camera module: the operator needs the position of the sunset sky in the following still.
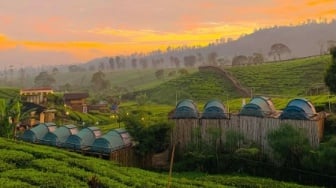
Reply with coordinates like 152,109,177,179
0,0,335,67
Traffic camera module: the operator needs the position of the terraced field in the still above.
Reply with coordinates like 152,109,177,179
145,71,242,105
0,137,317,188
227,55,331,97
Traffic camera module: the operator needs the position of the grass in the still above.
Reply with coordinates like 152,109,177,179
227,55,331,97
0,137,319,188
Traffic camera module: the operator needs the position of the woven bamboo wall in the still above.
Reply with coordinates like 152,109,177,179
172,114,324,153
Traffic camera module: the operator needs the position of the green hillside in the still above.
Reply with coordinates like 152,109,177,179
0,137,317,188
0,87,20,99
227,55,331,97
144,71,242,105
138,55,332,107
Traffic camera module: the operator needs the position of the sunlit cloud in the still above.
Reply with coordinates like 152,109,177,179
0,34,17,50
307,0,335,6
0,0,334,66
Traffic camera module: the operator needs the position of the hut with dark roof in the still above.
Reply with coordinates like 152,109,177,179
280,98,317,120
91,128,132,154
40,124,78,146
63,127,101,150
201,99,227,119
172,99,199,119
239,96,276,117
21,122,57,143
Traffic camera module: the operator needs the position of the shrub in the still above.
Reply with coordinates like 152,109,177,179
267,124,311,167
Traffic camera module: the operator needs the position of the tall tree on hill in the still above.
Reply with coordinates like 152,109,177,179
34,71,56,87
268,43,291,61
207,52,218,65
183,55,196,67
109,57,115,70
232,55,248,66
91,71,110,91
325,47,336,94
131,58,137,69
196,52,204,65
252,53,264,64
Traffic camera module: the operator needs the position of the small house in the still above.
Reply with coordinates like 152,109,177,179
63,127,101,150
21,122,57,143
20,87,53,105
40,124,78,146
280,98,317,120
91,128,132,154
239,96,276,117
201,99,227,119
63,92,89,113
172,99,199,119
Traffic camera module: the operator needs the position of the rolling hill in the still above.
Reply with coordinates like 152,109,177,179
140,55,332,106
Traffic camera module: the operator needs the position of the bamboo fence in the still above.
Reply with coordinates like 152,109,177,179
172,113,325,153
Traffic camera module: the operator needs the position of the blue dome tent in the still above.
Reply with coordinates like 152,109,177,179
40,124,78,146
280,98,317,120
63,127,101,150
21,122,56,143
201,99,227,119
91,128,132,154
239,96,276,117
172,99,199,119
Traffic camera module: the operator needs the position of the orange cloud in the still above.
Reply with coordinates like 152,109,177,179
0,34,17,50
307,0,335,6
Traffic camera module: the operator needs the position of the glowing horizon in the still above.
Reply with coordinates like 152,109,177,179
0,0,335,66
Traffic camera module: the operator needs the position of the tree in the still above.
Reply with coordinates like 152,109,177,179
131,58,137,69
139,58,148,69
155,69,164,80
109,57,115,70
91,71,110,91
0,98,21,138
34,71,56,87
207,52,218,65
232,55,248,66
124,115,173,158
252,53,264,64
196,52,204,65
325,47,336,93
183,55,196,67
68,65,84,72
268,43,291,61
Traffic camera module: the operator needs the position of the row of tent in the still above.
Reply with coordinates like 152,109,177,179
20,123,132,154
172,97,317,120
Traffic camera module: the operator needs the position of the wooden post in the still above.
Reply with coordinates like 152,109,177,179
167,144,176,188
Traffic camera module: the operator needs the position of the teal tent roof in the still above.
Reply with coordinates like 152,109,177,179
280,98,316,120
21,123,56,143
63,126,101,150
172,99,199,119
202,99,227,119
40,124,78,146
239,96,276,117
91,128,132,154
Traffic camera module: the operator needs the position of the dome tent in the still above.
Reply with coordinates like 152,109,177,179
40,124,78,146
63,126,101,150
280,98,317,120
91,128,132,154
172,99,199,119
21,122,56,143
201,99,227,119
239,96,276,117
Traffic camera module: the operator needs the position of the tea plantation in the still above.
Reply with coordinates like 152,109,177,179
0,137,317,188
